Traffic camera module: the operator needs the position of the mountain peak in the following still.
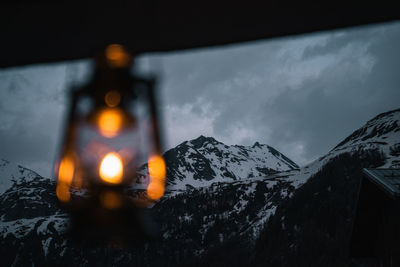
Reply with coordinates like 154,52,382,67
0,159,45,195
368,108,400,123
252,141,262,148
190,135,219,147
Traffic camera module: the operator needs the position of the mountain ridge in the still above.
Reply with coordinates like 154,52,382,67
0,159,48,195
328,108,400,168
160,135,299,189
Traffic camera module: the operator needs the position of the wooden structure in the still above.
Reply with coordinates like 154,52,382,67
350,168,400,266
1,1,399,68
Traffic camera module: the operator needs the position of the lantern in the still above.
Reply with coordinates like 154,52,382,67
55,44,165,241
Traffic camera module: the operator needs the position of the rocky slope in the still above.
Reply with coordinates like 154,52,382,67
331,108,400,168
0,164,296,266
0,138,299,266
280,108,400,190
195,108,400,266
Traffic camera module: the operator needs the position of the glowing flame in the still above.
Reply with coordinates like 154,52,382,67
97,108,123,138
147,155,166,200
99,152,124,184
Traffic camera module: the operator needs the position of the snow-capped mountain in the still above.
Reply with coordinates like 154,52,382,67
330,108,400,168
281,108,400,189
0,159,49,195
139,135,299,190
250,109,400,266
0,159,295,266
0,108,399,266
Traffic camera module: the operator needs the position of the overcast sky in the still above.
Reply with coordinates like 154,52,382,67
0,21,399,177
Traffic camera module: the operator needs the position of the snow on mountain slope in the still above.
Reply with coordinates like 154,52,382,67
0,159,48,195
228,108,400,250
0,161,294,266
331,108,400,168
0,108,398,266
283,108,400,189
139,136,299,190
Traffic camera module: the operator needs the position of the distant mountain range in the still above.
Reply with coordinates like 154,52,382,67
0,108,399,266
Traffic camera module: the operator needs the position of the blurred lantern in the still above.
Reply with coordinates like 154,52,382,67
55,44,165,242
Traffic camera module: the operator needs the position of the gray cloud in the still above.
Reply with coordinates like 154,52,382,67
148,21,400,164
259,23,400,163
0,61,92,177
0,21,399,177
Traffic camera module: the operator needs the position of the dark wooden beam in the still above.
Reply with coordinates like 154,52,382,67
1,1,399,68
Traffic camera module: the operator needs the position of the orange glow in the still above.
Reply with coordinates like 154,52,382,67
105,44,131,68
148,155,166,181
147,155,166,200
100,191,122,209
147,181,165,200
72,169,83,189
58,155,75,185
97,108,123,137
56,183,70,202
99,152,124,184
105,90,121,108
